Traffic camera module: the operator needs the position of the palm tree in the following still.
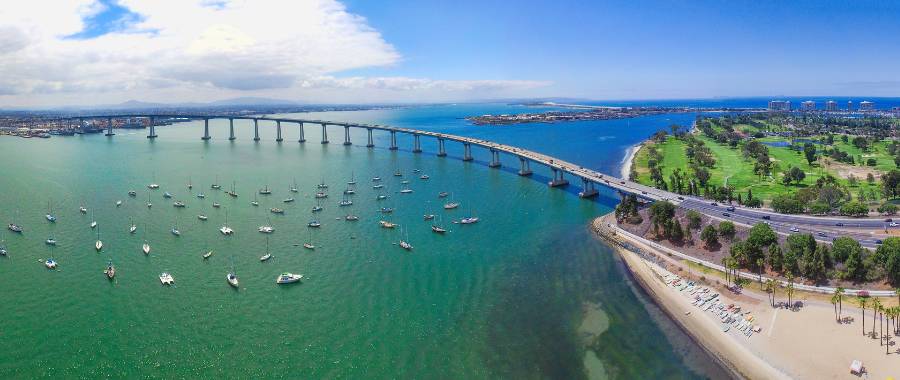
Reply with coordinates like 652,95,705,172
765,279,776,307
858,297,868,336
786,272,795,308
830,292,840,323
836,286,845,322
872,298,882,341
756,258,765,289
721,257,729,284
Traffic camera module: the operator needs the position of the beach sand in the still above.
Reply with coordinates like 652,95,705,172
620,143,641,179
596,216,900,379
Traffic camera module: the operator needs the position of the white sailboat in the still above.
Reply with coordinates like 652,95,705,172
159,272,174,285
45,200,57,222
95,226,103,251
303,228,315,250
147,191,152,208
276,273,303,284
129,217,137,234
227,256,239,288
219,209,234,235
142,224,151,255
258,217,274,233
260,236,272,261
211,175,221,190
290,178,299,193
171,218,181,236
251,193,259,206
399,227,413,250
90,210,98,228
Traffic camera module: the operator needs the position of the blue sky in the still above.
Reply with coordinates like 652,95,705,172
1,0,899,107
340,0,900,99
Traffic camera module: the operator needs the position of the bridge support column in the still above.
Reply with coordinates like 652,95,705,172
463,143,473,161
321,123,329,144
437,138,446,157
389,131,398,150
343,126,352,145
147,117,157,139
518,157,532,176
202,118,211,140
276,121,283,142
298,122,306,143
549,168,569,187
253,119,260,141
105,117,115,136
488,149,501,168
413,134,422,153
579,178,599,198
366,128,374,147
228,118,236,140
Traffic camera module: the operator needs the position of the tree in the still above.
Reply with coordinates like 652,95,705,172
767,243,784,272
839,201,868,217
686,210,702,229
772,194,805,214
868,172,876,184
832,237,862,263
700,225,718,247
670,219,684,243
765,279,776,307
878,202,898,215
872,298,882,338
746,223,777,264
845,247,866,281
835,287,845,323
718,221,736,240
859,297,868,336
803,143,817,164
648,201,676,237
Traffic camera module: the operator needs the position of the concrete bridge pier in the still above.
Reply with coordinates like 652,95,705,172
549,168,569,187
253,119,260,141
579,178,599,198
228,118,236,140
343,126,352,146
147,117,157,139
488,149,501,168
366,128,374,147
389,131,398,150
321,123,329,144
413,134,422,153
518,157,532,176
105,117,115,136
462,143,473,161
298,122,306,143
437,138,447,156
202,118,211,140
276,121,283,142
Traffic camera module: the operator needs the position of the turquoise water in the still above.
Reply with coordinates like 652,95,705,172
0,105,727,378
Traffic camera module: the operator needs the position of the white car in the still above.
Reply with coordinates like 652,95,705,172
890,222,899,227
789,227,800,233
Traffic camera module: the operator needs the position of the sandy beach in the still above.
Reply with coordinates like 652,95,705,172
594,215,900,379
620,143,641,179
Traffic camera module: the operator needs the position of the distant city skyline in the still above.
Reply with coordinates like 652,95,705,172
1,0,899,108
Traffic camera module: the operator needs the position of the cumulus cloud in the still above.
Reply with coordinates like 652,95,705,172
0,0,549,107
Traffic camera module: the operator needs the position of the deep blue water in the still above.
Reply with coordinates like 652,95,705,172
579,96,900,110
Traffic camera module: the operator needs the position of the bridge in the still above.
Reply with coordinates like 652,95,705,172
55,114,676,202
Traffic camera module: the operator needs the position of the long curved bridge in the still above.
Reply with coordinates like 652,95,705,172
50,114,888,248
55,114,674,202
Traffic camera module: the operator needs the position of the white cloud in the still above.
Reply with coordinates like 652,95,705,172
0,0,549,107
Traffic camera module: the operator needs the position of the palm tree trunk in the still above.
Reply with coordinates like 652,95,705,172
862,308,866,336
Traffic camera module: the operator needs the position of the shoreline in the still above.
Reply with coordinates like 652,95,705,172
592,215,900,379
620,143,641,179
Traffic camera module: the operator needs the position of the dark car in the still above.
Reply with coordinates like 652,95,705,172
886,218,893,223
762,215,771,220
711,202,718,206
723,212,730,217
836,222,844,227
726,206,735,211
677,196,684,200
876,239,884,244
641,191,647,195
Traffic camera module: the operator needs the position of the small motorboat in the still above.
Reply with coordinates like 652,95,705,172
283,197,295,203
312,205,323,212
258,225,274,234
171,227,181,236
197,193,206,199
276,273,303,284
307,221,321,228
203,251,213,259
460,217,479,224
431,225,447,234
45,258,58,269
401,180,410,185
315,192,328,199
46,214,57,223
438,192,449,198
379,220,397,229
159,272,174,285
303,242,315,250
142,242,151,255
129,224,137,234
270,208,284,214
373,184,384,189
213,202,221,208
197,214,208,221
377,195,387,200
420,175,429,180
423,214,435,220
227,272,239,288
116,200,123,207
400,189,413,194
45,237,57,246
80,206,88,213
173,201,186,208
380,207,394,214
163,192,173,199
128,190,137,197
7,224,22,233
104,262,115,280
345,214,359,221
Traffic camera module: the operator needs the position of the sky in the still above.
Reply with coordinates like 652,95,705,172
1,0,899,108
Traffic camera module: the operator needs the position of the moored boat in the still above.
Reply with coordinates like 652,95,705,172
276,273,303,284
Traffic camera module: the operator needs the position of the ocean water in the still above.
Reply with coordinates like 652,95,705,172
0,104,727,378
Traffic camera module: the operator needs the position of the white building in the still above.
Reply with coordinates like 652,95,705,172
801,101,815,111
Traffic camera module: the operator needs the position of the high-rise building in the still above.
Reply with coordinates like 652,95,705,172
768,100,791,111
847,101,853,112
801,101,815,111
825,100,838,112
859,101,875,111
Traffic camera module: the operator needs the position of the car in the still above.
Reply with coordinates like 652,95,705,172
891,222,899,227
762,215,771,220
711,202,718,206
726,206,735,211
677,196,684,200
641,191,647,195
836,222,844,227
885,218,893,222
620,181,625,185
876,239,884,245
817,232,827,237
789,227,800,233
722,212,730,217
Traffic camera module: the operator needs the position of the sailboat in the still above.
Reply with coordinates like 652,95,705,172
276,273,303,284
198,213,208,221
142,224,151,255
347,172,356,185
379,220,397,229
197,192,205,199
459,209,479,224
258,217,274,233
0,237,7,256
345,214,359,221
203,250,213,259
283,196,295,203
90,210,98,228
159,272,174,285
45,236,57,245
80,205,88,213
259,185,271,195
227,256,239,288
171,218,181,236
444,193,460,209
270,207,284,214
104,261,116,280
163,192,173,199
307,220,321,228
129,217,137,233
227,181,238,197
211,175,221,190
148,173,160,189
317,178,328,189
303,228,315,250
147,191,153,208
7,210,23,233
372,176,381,182
45,200,57,222
339,194,352,206
312,198,323,213
399,227,413,250
394,169,402,177
259,236,272,261
219,209,234,235
95,226,103,251
343,186,355,195
251,193,259,206
420,174,430,180
290,178,299,193
44,245,57,269
431,215,447,234
400,183,413,194
188,176,193,190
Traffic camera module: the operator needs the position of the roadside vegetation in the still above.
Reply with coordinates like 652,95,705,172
632,113,900,216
